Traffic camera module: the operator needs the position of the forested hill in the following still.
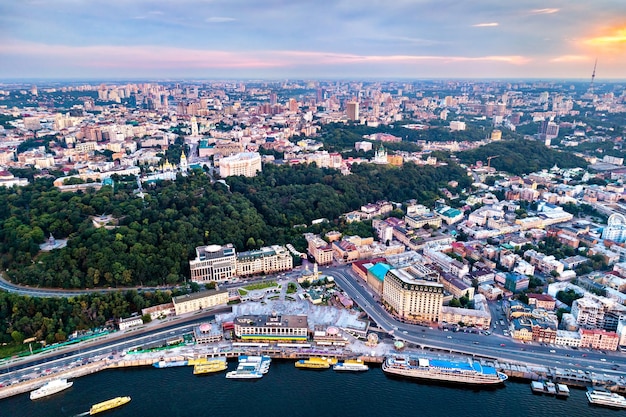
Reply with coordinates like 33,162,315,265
0,162,471,290
456,139,588,175
227,163,471,228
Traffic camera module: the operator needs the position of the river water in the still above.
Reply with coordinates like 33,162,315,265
1,361,621,417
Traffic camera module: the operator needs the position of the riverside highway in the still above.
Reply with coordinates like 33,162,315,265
323,265,626,376
1,265,625,382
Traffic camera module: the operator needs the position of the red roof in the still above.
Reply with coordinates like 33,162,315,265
527,293,555,301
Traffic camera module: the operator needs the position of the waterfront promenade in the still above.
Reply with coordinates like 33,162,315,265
3,337,626,401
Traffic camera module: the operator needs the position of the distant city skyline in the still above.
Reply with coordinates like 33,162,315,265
2,1,626,80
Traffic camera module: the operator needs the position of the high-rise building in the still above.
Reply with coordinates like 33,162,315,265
347,101,359,121
288,98,298,112
382,266,444,323
538,120,559,141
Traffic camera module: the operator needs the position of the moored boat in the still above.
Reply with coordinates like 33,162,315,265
89,396,131,415
153,360,188,368
225,355,271,379
382,355,507,386
530,381,545,394
586,389,626,409
333,359,369,372
556,383,570,398
295,357,338,370
193,357,228,375
30,379,73,400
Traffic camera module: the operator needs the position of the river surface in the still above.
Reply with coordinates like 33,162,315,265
1,360,622,417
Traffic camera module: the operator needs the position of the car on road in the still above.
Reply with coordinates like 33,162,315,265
600,358,606,362
549,350,556,353
500,343,506,347
446,336,452,339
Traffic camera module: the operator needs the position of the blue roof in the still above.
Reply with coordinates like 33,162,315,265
429,359,473,371
369,263,391,281
428,359,497,375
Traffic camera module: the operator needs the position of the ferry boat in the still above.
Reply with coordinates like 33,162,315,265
153,360,188,368
193,357,228,375
295,357,338,370
89,396,131,415
382,355,507,386
225,355,271,379
586,389,626,409
30,378,73,400
333,359,369,372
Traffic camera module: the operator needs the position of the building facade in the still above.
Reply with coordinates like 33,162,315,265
218,152,262,178
579,328,619,351
236,245,293,277
233,314,309,342
382,267,444,324
189,244,237,283
172,289,229,315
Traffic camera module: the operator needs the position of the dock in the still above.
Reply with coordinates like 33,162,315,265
1,348,623,401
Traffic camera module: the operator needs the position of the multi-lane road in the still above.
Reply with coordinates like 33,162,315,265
324,265,626,376
1,264,625,383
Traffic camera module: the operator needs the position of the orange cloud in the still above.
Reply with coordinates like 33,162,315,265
584,27,626,48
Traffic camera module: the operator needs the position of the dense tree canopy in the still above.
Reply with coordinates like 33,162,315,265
1,161,470,290
456,139,588,175
0,289,174,347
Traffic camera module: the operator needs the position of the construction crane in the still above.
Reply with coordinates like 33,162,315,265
486,155,499,169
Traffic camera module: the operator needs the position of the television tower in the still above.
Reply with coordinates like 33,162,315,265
589,58,597,94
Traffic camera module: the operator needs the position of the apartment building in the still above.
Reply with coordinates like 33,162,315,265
304,233,334,265
579,328,619,351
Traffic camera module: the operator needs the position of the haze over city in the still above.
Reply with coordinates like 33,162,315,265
2,0,626,80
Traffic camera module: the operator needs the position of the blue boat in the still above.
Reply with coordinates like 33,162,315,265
152,360,188,368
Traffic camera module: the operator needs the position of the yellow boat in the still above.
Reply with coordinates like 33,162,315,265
89,396,131,415
295,357,338,369
193,358,228,375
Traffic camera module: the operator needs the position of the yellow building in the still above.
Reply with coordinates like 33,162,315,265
173,289,229,315
234,313,309,342
382,267,444,324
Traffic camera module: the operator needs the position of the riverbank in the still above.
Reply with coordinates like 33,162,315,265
3,341,625,401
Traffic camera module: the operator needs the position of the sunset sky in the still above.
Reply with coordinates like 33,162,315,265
2,0,626,80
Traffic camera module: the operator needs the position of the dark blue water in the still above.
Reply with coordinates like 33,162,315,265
1,361,622,417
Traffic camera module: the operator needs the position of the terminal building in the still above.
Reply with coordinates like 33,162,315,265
233,313,309,342
382,266,444,324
